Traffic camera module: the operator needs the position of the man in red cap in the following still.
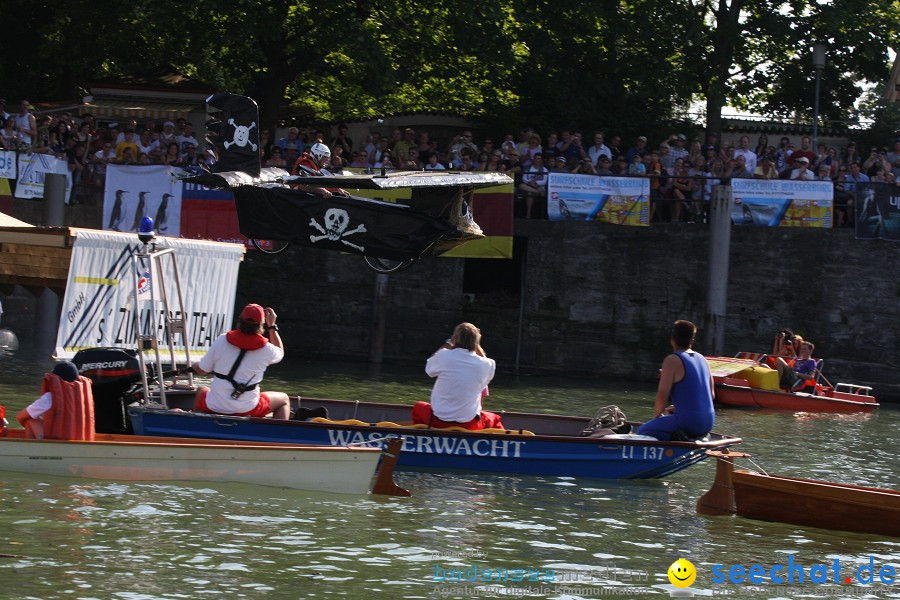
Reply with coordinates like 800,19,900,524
191,303,290,419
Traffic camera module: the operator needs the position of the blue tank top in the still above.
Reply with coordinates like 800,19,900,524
670,350,714,416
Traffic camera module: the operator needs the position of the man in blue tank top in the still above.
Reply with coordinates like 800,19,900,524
637,320,715,441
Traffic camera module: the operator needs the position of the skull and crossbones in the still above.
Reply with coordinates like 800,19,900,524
224,119,258,150
309,208,367,252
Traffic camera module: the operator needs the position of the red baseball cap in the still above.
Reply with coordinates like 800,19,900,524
240,303,265,324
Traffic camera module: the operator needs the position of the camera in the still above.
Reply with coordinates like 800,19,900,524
785,340,793,346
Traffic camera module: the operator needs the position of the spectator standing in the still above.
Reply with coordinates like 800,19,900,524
520,133,542,169
774,137,791,173
624,136,648,164
559,131,587,165
789,156,815,180
424,152,446,171
92,142,116,184
730,154,753,179
790,136,816,165
0,99,8,122
588,132,612,165
114,119,139,144
135,130,156,156
0,116,17,150
627,153,646,175
330,123,353,155
277,127,303,154
658,142,675,172
519,153,548,219
393,128,416,163
841,162,868,227
364,132,381,166
160,121,178,146
734,135,757,173
754,134,769,158
754,155,779,179
15,100,37,148
595,155,613,176
667,133,689,164
177,123,198,154
503,148,522,174
607,135,623,160
264,146,286,167
114,130,139,162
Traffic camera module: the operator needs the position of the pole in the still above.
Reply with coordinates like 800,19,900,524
812,67,821,151
34,173,67,354
370,273,389,365
704,185,732,355
42,172,67,227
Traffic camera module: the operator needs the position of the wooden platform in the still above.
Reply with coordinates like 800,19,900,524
0,226,75,289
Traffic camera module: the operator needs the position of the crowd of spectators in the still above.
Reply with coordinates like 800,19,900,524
1,97,898,221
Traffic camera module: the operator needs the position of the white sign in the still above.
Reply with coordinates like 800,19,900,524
103,165,184,236
14,154,73,199
55,229,245,360
0,151,16,179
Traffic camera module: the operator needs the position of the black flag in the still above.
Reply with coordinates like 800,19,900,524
205,93,260,176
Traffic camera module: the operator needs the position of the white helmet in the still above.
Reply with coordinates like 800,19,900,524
310,142,331,165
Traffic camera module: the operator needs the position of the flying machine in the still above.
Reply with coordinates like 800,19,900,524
188,93,511,273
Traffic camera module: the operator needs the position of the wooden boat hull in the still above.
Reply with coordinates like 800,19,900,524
733,470,900,537
0,429,384,495
128,397,743,480
697,451,900,538
716,381,878,412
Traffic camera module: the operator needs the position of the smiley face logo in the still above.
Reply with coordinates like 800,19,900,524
668,558,696,588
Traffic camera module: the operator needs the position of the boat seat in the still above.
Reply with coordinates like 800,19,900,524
734,351,766,363
671,429,709,443
309,417,535,435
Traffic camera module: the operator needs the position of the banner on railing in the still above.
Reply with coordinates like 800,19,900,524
55,229,244,360
0,151,16,179
855,182,900,242
103,165,183,236
547,173,650,226
731,179,833,227
14,154,73,200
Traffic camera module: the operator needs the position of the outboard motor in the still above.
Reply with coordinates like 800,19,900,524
72,347,143,434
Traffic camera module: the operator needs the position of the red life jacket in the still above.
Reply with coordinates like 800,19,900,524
41,373,95,441
291,153,320,176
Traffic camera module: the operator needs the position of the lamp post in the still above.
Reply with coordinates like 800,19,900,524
812,43,826,151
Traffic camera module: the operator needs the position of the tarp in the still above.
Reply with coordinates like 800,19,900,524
855,182,900,242
55,229,244,359
706,356,761,378
731,179,833,227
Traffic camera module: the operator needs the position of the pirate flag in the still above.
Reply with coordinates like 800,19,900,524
205,93,260,176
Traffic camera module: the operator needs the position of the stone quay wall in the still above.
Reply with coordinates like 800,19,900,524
6,198,899,401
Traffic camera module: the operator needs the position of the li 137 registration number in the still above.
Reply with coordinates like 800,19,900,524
621,446,667,460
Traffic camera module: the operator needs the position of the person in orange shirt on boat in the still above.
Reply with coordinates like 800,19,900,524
775,341,817,391
637,320,715,441
412,322,502,430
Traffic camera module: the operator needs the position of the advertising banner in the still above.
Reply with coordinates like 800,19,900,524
731,179,833,227
0,150,16,179
103,165,183,236
14,153,72,200
55,229,245,360
547,173,650,226
855,182,900,242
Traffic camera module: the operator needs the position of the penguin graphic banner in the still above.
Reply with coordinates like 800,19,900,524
103,165,183,236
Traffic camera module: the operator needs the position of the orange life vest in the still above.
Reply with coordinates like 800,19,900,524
40,373,95,441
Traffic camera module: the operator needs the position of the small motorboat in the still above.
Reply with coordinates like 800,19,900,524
697,450,900,537
708,355,878,413
0,427,408,496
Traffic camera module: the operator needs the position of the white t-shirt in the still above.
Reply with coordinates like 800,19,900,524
198,335,284,414
27,391,53,419
734,148,757,173
425,348,496,422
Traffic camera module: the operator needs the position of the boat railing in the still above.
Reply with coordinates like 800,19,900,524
834,382,873,396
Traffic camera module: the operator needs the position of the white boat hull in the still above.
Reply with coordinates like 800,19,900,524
0,432,381,495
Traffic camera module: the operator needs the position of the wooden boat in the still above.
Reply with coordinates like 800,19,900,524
697,450,900,537
708,355,878,413
0,428,408,496
127,397,743,480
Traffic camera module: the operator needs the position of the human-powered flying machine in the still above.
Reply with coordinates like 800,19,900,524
188,93,511,273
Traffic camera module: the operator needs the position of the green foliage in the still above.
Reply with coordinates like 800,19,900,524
0,0,896,139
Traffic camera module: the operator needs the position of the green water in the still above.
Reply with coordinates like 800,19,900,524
1,353,898,599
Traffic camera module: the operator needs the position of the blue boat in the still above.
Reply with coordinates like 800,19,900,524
128,397,742,480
